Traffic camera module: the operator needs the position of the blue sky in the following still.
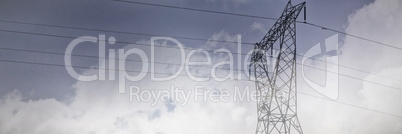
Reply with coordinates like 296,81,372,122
0,0,372,100
1,0,401,133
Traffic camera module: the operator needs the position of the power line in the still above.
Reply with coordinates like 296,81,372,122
1,28,401,90
302,22,402,51
0,19,248,45
113,0,278,20
0,29,250,56
113,0,401,51
301,62,402,91
1,58,401,119
297,92,402,119
1,19,400,83
0,59,251,81
0,25,400,83
1,44,401,91
0,46,252,73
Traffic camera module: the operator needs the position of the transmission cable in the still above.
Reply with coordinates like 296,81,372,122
114,0,401,51
0,26,400,83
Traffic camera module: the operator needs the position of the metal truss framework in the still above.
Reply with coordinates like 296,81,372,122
249,1,306,134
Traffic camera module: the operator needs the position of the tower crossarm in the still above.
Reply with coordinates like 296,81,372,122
251,1,305,65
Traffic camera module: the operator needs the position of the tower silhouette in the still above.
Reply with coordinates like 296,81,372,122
249,1,306,134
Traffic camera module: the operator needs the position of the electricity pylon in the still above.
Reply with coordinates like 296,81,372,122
249,1,306,134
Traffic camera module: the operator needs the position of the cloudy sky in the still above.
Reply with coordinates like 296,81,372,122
0,0,401,133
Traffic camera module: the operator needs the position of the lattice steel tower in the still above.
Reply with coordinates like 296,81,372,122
249,1,306,134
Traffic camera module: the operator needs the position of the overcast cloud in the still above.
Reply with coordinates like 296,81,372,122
0,0,401,133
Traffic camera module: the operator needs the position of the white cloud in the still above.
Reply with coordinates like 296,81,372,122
250,22,268,34
350,66,402,134
340,0,402,73
0,33,256,134
0,68,257,134
1,0,402,133
203,30,240,50
297,0,402,133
